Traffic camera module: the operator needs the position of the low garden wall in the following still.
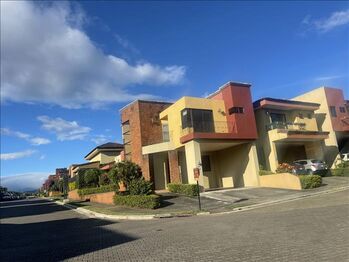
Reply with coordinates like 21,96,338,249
49,191,63,197
259,173,302,190
68,189,116,205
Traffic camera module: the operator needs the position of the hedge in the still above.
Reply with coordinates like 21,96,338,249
331,168,349,177
299,175,322,189
167,183,199,197
78,184,118,196
113,194,160,209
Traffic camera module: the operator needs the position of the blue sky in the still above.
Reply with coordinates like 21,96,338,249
1,1,348,191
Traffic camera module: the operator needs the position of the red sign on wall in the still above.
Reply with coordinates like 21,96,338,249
193,168,200,181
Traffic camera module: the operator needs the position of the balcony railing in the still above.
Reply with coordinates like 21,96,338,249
266,122,306,131
180,121,236,137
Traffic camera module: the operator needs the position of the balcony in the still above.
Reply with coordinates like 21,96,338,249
266,122,306,131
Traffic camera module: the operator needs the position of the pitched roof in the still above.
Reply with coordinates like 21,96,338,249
84,142,124,159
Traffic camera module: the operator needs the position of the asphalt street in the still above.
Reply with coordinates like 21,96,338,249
1,190,349,262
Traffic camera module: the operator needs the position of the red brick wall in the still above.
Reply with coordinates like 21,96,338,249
120,101,171,181
68,189,116,205
325,88,349,132
168,150,181,183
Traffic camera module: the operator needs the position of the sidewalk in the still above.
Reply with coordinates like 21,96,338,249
58,176,349,220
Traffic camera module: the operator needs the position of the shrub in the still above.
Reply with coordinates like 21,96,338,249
68,182,76,191
99,173,110,186
76,170,86,189
275,163,293,173
299,175,322,189
113,194,160,209
167,183,199,196
84,169,101,187
336,161,349,169
78,184,118,196
128,179,153,195
108,161,142,187
259,170,274,176
331,168,349,177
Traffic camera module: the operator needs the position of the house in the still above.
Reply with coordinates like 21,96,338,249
254,97,330,172
293,87,349,167
68,142,124,177
120,81,260,190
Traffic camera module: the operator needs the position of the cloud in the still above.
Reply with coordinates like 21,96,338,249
0,150,36,160
37,115,91,141
303,9,349,33
313,75,345,81
0,1,186,109
1,128,51,145
91,134,109,145
1,172,50,192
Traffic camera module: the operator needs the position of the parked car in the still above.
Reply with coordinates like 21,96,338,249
293,159,328,175
341,153,349,162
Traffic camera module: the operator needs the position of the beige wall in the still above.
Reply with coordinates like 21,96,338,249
293,87,340,167
89,151,120,164
259,173,302,190
152,152,169,190
184,140,204,186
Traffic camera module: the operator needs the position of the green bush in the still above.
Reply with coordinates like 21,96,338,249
84,169,101,187
68,182,76,191
259,170,274,176
299,175,322,189
76,170,86,189
78,184,118,196
113,194,160,209
108,161,143,188
99,173,110,186
331,168,349,176
167,183,199,196
128,179,153,195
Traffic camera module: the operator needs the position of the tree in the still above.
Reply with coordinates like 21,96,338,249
84,168,100,187
108,161,142,187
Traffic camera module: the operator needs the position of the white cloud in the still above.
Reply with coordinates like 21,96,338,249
0,1,186,109
303,9,349,33
91,135,109,145
0,150,36,160
1,172,50,192
1,128,51,145
37,115,91,141
314,75,344,81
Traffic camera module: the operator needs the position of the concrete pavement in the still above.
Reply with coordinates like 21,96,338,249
1,189,349,261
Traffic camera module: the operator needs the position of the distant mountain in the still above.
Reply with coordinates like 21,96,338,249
1,173,51,192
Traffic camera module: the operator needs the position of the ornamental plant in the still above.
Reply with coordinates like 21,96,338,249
84,168,101,187
108,161,142,187
275,163,294,173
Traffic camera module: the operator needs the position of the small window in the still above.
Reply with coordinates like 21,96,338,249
307,113,312,119
201,155,211,172
298,113,304,119
329,106,337,117
229,107,244,114
339,107,346,113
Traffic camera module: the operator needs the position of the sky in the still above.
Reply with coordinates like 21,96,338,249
1,1,348,191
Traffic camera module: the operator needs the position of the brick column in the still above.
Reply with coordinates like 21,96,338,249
168,150,181,183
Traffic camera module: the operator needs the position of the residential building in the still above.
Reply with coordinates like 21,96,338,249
68,162,100,178
84,142,124,164
121,81,260,190
55,168,68,178
254,97,330,172
293,87,349,167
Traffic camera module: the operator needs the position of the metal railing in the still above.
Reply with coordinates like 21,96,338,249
266,122,306,131
180,121,237,136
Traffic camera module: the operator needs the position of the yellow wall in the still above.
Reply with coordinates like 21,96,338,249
293,87,340,167
259,173,302,190
160,96,227,149
89,151,119,164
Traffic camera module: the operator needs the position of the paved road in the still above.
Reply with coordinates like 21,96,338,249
1,190,349,262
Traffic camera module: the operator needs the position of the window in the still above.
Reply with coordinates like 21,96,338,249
162,123,169,142
270,113,286,123
181,109,214,133
298,113,304,119
201,155,211,172
339,107,346,113
229,107,244,114
307,113,312,119
329,106,337,117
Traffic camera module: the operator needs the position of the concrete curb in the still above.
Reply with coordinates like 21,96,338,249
54,185,349,221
